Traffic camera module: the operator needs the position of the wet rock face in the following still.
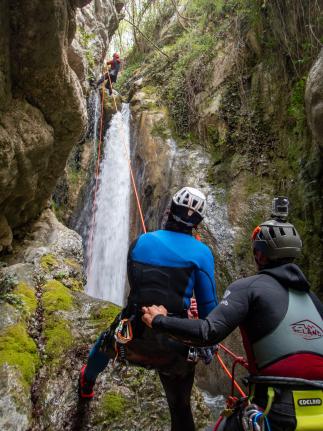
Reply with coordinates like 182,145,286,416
0,0,124,252
0,0,89,251
306,48,323,148
130,88,176,235
304,48,323,292
71,0,124,91
0,209,213,431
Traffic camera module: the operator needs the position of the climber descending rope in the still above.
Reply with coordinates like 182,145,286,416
84,64,255,431
87,58,147,274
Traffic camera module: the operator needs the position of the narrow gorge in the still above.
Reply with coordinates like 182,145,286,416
0,1,322,430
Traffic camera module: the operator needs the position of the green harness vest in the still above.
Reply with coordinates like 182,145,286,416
252,289,323,369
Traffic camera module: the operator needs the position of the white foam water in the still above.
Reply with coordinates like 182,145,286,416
86,103,131,306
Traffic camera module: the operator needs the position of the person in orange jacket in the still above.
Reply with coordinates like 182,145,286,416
96,52,121,95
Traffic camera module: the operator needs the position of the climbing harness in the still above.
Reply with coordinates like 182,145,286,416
114,318,133,344
248,376,323,431
111,318,133,380
241,403,271,431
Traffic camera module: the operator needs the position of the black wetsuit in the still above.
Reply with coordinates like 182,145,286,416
152,263,323,431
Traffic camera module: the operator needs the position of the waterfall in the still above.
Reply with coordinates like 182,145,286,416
72,91,100,241
86,103,131,306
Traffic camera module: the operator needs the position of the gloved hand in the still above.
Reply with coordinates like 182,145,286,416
188,297,198,319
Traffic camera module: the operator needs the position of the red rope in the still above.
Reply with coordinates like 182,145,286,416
215,352,247,398
218,343,248,368
213,415,224,431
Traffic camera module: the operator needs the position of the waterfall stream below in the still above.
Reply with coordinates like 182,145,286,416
86,103,131,306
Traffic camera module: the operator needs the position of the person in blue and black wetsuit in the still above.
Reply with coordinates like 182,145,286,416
79,187,218,431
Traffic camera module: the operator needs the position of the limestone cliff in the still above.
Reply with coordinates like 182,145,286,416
69,0,124,92
0,0,123,252
124,0,323,297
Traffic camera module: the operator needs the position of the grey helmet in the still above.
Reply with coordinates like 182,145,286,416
252,219,302,260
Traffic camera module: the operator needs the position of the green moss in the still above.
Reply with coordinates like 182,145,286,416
13,282,37,315
40,254,58,272
67,166,82,186
91,304,121,332
64,258,81,270
151,118,170,140
67,278,83,292
0,323,39,387
42,280,73,314
43,317,73,364
95,392,128,424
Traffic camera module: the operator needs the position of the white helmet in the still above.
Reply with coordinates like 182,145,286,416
171,187,207,227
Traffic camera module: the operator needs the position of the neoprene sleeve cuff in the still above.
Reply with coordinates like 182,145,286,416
152,315,213,346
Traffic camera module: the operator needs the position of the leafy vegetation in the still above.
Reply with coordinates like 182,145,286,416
118,0,323,294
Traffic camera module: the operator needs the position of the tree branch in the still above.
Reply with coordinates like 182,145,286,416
123,17,171,59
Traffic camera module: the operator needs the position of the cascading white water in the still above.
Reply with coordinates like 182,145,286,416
86,103,131,306
72,91,101,240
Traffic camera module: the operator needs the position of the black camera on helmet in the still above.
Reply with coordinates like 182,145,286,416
271,196,289,221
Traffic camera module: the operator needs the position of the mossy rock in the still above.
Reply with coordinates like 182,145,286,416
94,392,129,425
91,304,121,332
66,277,83,292
13,282,37,316
43,316,73,364
64,258,81,271
42,280,73,314
0,323,39,388
40,254,59,272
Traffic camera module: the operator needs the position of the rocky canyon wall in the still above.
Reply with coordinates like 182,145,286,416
0,0,123,252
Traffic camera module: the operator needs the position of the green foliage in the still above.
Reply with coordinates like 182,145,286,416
91,304,121,332
40,254,58,272
67,166,81,186
161,31,216,136
115,62,141,93
77,27,96,76
50,199,64,223
151,118,170,140
0,323,40,388
288,77,306,136
234,207,266,265
42,280,73,313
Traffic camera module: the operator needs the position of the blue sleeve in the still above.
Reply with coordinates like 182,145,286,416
194,248,218,318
